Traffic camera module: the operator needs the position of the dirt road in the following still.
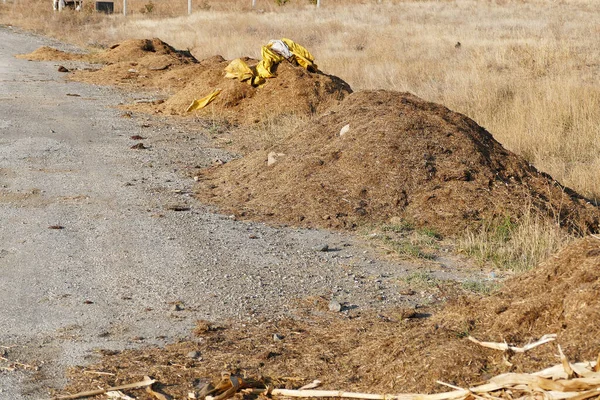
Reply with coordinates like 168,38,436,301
0,26,484,398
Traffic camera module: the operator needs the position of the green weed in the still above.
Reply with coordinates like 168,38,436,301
461,280,499,295
459,211,571,272
401,271,440,288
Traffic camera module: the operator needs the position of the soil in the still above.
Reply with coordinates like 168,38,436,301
194,90,600,236
56,236,600,400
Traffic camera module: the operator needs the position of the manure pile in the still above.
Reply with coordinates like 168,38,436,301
15,46,87,61
434,235,600,364
154,59,351,124
19,39,600,235
19,38,351,124
196,90,600,236
68,38,202,92
439,235,600,342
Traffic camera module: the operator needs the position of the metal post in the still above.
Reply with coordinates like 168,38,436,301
251,0,256,8
123,0,127,15
188,0,191,14
316,0,320,7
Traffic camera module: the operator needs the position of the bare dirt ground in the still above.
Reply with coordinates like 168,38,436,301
0,26,493,399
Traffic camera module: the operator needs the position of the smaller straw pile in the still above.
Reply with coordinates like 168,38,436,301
195,349,600,400
52,342,600,400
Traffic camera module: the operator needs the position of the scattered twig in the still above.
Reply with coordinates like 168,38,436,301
51,376,156,400
144,375,171,400
559,345,576,379
436,381,465,391
467,334,556,353
299,380,322,390
106,391,135,400
244,387,470,400
82,370,115,376
146,382,171,400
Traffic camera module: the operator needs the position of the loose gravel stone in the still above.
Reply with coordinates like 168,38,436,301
328,300,342,313
187,350,201,359
273,333,284,342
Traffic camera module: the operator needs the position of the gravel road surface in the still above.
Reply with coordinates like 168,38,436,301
0,26,485,399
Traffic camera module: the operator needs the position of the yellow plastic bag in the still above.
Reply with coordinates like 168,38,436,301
186,88,222,112
255,45,285,79
224,59,254,82
282,38,318,72
223,38,317,87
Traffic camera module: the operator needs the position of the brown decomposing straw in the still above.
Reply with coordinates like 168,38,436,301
52,342,600,400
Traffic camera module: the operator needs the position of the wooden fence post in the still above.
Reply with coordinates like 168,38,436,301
316,0,320,7
123,0,127,15
188,0,192,14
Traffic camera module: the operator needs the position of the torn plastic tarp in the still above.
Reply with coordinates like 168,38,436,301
186,88,222,112
225,38,318,87
186,39,317,112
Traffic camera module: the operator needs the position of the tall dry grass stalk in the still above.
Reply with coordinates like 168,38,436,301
1,0,599,200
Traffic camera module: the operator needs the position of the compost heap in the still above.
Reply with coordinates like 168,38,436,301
155,56,351,123
15,46,87,61
437,235,600,357
195,90,600,236
68,38,200,91
57,237,600,399
19,38,352,124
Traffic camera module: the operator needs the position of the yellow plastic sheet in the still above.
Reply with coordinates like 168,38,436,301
186,88,222,112
224,39,318,87
282,38,318,72
255,45,285,79
224,59,254,82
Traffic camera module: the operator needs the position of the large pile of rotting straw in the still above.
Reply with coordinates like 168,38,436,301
18,38,352,124
53,344,600,400
195,91,600,236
